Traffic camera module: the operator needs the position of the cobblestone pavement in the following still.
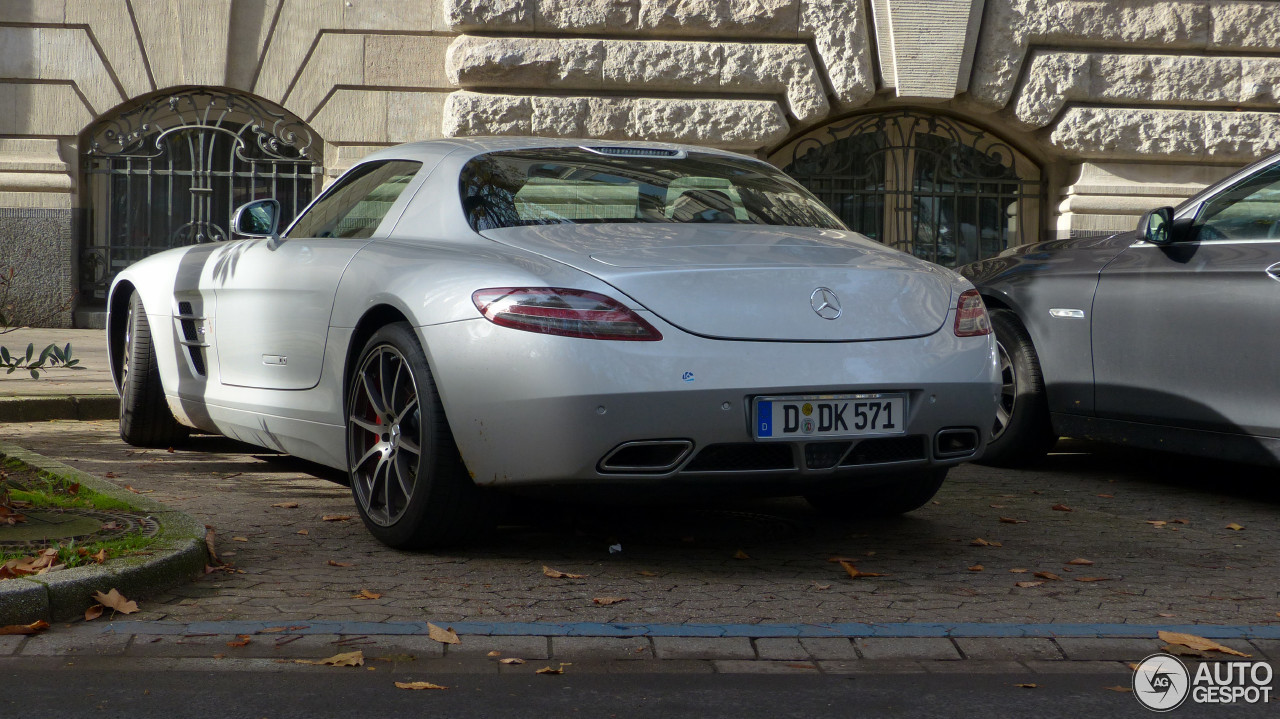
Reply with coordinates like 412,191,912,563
4,420,1279,628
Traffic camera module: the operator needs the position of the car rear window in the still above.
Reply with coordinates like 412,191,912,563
459,148,845,232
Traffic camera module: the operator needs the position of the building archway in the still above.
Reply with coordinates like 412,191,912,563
770,109,1042,268
79,88,323,303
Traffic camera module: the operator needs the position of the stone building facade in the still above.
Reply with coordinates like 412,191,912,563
1,0,1278,327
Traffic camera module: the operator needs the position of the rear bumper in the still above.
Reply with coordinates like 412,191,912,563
421,313,999,488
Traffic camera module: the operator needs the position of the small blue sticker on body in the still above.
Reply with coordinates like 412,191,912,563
757,401,772,437
681,371,695,382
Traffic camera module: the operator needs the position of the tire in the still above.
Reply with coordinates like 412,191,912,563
978,308,1056,467
805,467,948,518
345,323,490,548
119,292,189,447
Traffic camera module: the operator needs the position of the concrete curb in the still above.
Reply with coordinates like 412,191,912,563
0,442,207,625
0,395,119,422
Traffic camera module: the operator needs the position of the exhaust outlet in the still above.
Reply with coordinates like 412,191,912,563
934,428,980,458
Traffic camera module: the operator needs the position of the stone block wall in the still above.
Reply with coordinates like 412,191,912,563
0,0,1279,325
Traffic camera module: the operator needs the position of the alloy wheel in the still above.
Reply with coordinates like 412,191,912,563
348,345,424,526
991,340,1017,441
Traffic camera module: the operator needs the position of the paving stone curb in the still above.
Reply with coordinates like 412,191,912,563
0,442,207,624
0,395,119,423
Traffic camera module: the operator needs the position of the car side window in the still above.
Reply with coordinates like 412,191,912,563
287,160,422,239
1194,163,1280,242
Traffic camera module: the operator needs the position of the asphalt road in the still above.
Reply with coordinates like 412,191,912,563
10,669,1231,719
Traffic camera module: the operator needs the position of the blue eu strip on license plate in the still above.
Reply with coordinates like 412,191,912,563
757,401,773,437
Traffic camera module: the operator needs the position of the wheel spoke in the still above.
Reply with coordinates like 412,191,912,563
392,458,414,503
394,398,418,427
350,416,381,435
398,435,420,456
361,370,388,418
354,444,382,472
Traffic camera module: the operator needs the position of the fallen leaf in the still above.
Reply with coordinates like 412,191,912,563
1066,558,1094,566
1015,581,1044,588
427,623,460,645
536,663,570,675
1104,686,1132,693
296,529,309,536
592,597,629,606
486,651,501,657
322,515,351,522
0,620,50,635
327,560,352,567
1051,504,1072,512
271,502,299,509
260,627,286,633
295,650,364,667
1034,572,1063,581
395,681,447,690
84,605,104,622
1170,519,1189,524
971,538,1003,547
1226,523,1245,531
1158,631,1251,657
1147,520,1167,527
1162,644,1209,658
1097,494,1114,499
90,549,107,564
839,560,885,579
92,588,139,615
1075,577,1111,582
999,517,1027,524
204,525,221,565
968,565,984,572
989,504,1005,509
167,447,175,453
811,582,832,590
542,566,587,579
1157,613,1176,618
1014,683,1038,689
637,570,658,577
353,589,382,600
733,549,750,560
232,537,248,542
1009,568,1028,573
106,472,118,479
499,657,526,665
226,635,252,647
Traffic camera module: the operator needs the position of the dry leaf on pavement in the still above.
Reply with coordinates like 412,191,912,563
226,635,252,647
296,529,309,535
271,502,300,508
204,525,221,565
542,566,587,579
1147,520,1167,527
322,515,351,522
1051,504,1072,512
92,588,139,615
395,681,447,690
1226,523,1245,531
593,597,628,606
486,650,501,657
1158,631,1251,658
839,561,885,579
1009,568,1028,573
1066,558,1094,566
327,560,352,567
999,517,1027,524
637,571,658,577
1034,572,1062,581
733,550,750,560
1104,686,1132,693
84,604,104,621
0,620,50,635
499,658,526,665
1014,581,1044,588
536,663,570,675
970,538,1002,547
232,537,248,542
353,589,381,600
1014,683,1038,689
427,623,460,645
968,565,984,572
1097,494,1114,498
295,650,364,667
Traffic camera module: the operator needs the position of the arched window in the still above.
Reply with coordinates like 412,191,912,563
80,89,322,302
771,110,1041,267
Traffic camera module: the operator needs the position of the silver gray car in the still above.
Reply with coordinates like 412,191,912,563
963,151,1280,467
108,138,999,547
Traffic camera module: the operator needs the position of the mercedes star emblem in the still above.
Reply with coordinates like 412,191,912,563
810,287,841,320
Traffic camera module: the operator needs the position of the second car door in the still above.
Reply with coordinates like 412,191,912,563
1091,162,1280,437
212,160,423,390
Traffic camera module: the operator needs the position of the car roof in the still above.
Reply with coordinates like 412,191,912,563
355,136,757,166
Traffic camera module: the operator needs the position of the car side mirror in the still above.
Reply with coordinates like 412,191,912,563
232,199,281,239
1138,206,1174,245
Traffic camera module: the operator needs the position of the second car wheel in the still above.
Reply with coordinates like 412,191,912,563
118,292,189,447
805,467,949,518
346,323,491,548
978,308,1056,467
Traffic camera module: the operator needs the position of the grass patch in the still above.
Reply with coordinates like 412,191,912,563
3,466,133,511
0,533,159,569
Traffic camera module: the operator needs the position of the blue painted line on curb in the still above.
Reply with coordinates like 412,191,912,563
99,621,1280,640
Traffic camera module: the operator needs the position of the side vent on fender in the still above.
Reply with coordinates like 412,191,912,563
176,301,207,376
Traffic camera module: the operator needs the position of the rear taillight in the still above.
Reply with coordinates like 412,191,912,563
953,289,991,337
472,287,663,341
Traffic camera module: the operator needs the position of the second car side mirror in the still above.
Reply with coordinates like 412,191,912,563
1137,206,1175,245
232,199,281,239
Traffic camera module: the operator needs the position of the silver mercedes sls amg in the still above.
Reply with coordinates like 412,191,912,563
107,138,999,547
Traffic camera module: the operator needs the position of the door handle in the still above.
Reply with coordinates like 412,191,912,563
1268,262,1280,282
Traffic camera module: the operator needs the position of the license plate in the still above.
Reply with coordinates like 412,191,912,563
753,394,906,440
